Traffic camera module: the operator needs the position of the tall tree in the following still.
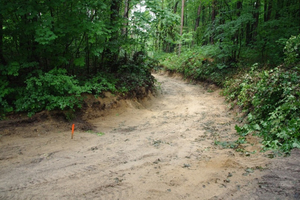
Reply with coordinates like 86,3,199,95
179,0,185,56
122,0,130,36
194,2,202,31
108,0,122,72
252,0,260,41
0,12,5,65
210,0,217,44
174,1,180,13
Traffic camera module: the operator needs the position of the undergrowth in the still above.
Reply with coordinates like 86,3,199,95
0,53,156,118
223,34,300,153
158,45,237,85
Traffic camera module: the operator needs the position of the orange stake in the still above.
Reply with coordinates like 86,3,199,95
71,124,75,139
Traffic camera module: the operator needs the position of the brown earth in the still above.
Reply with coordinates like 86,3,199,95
0,72,299,200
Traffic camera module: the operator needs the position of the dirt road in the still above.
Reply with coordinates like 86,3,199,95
0,72,291,199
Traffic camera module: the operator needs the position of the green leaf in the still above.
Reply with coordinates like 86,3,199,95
74,57,85,67
7,62,20,76
253,124,261,131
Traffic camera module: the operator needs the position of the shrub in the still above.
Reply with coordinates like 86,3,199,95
84,73,118,95
0,78,14,117
222,35,300,153
160,45,235,85
15,69,87,116
233,67,300,152
284,34,300,66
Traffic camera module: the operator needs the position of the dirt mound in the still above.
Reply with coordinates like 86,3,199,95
0,90,152,138
0,110,93,138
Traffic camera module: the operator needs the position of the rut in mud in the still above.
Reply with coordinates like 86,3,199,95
1,72,296,200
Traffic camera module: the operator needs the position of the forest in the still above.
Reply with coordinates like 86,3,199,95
0,0,299,152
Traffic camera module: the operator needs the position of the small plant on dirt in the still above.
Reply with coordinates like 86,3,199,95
154,79,162,94
214,137,247,150
64,110,76,121
96,132,105,136
87,130,105,136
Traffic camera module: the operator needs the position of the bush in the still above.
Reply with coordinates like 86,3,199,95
0,78,14,117
15,69,88,116
84,73,118,95
284,34,300,66
220,35,300,153
233,67,300,152
160,45,235,85
117,52,155,94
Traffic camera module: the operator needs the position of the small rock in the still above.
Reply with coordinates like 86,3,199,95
91,146,98,151
246,168,254,173
224,178,230,183
183,163,191,168
153,158,161,164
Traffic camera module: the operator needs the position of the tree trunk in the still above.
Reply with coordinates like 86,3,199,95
201,5,206,24
179,0,185,56
192,3,202,46
109,0,121,72
122,0,130,36
86,35,90,75
0,13,6,65
246,22,252,46
264,0,272,22
237,1,242,16
237,1,242,59
194,3,201,31
234,1,242,61
252,0,260,41
274,0,282,20
210,0,217,44
264,0,268,21
174,1,179,13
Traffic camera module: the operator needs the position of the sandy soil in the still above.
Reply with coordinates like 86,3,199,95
0,72,299,200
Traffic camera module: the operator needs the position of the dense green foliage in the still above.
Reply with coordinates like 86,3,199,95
151,0,300,65
0,0,156,118
15,69,87,117
224,36,300,152
159,45,236,85
150,0,300,152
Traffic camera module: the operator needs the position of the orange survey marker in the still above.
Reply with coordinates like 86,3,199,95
71,124,75,139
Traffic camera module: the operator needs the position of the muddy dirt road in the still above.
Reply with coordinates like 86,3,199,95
1,72,297,199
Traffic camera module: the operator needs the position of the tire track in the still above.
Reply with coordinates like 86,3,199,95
80,182,133,200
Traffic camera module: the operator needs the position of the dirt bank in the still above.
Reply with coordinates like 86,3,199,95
0,72,299,199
